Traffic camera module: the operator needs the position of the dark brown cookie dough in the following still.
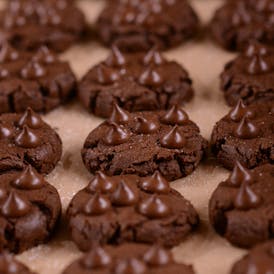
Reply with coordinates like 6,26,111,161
96,0,200,52
0,166,61,253
210,0,274,51
82,105,207,180
221,41,274,106
231,240,274,274
211,100,274,170
78,47,194,118
67,172,199,251
0,108,62,174
63,243,195,274
0,42,76,114
0,0,86,52
209,162,274,248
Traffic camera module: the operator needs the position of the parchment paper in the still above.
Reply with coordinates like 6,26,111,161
0,0,249,273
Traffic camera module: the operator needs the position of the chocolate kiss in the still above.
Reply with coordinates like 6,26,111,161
83,193,112,216
140,171,170,194
143,48,165,66
229,99,254,122
139,67,163,87
111,181,139,206
87,171,117,194
234,116,259,139
160,105,189,125
109,103,130,124
15,125,41,148
226,161,253,187
12,165,45,190
0,124,12,139
105,45,126,67
138,195,171,219
160,126,186,149
103,123,130,146
1,191,31,218
0,43,19,62
114,258,147,274
18,107,43,129
247,55,270,75
21,60,46,79
33,46,56,64
245,41,267,57
96,65,120,85
81,246,112,269
234,181,261,210
143,245,173,266
134,116,158,134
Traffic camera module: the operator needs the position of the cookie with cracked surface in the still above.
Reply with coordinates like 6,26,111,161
96,0,200,52
0,166,61,253
209,162,274,248
0,42,76,114
67,172,199,251
221,41,274,106
0,108,62,174
211,100,274,170
210,0,274,51
78,47,194,118
0,0,86,52
231,240,274,274
63,243,195,274
82,105,207,180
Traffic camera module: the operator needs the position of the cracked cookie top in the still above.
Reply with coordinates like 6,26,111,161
67,172,199,251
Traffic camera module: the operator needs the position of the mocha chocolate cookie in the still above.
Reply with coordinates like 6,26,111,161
221,41,274,106
0,108,62,174
211,100,274,170
0,166,61,253
210,0,274,51
96,0,200,52
209,162,274,248
0,42,76,114
78,47,194,118
82,105,207,180
0,0,86,52
63,244,195,274
67,172,199,251
231,240,274,274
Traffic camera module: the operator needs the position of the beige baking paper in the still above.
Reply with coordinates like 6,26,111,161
0,0,250,273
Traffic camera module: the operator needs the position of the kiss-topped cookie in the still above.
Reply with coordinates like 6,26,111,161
0,0,86,52
0,42,76,114
63,243,195,274
82,105,207,180
210,0,274,51
67,172,199,251
221,41,274,106
231,240,274,274
96,0,200,52
209,162,274,248
211,100,273,170
0,166,61,253
0,108,62,174
78,47,194,118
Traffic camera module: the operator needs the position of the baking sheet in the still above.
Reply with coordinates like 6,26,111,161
0,0,249,273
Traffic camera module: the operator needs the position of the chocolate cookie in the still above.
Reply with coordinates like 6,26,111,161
0,252,36,273
209,162,274,248
0,0,86,52
67,172,199,251
231,240,274,274
0,42,76,113
96,0,200,52
0,166,61,253
210,0,274,51
221,41,274,106
82,105,207,180
0,108,62,174
78,47,194,118
63,243,195,274
211,100,274,170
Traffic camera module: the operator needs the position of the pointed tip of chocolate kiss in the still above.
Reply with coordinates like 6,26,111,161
143,245,173,266
234,115,259,139
247,54,270,75
160,125,186,149
96,64,120,85
105,45,126,67
143,47,165,66
83,193,112,216
229,99,255,122
160,105,189,125
140,171,170,194
15,125,41,148
87,171,117,194
139,66,163,87
109,103,130,124
18,107,43,129
134,116,158,134
103,122,130,146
